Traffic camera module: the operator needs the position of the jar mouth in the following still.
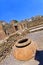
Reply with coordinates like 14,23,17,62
16,41,31,48
18,39,28,43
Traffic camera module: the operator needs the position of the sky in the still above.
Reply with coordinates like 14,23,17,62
0,0,43,23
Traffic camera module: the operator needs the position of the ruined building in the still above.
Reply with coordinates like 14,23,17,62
0,15,43,39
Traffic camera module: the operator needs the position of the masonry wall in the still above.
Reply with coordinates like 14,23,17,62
0,24,6,40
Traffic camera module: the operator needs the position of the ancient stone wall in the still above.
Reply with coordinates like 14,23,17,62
0,24,6,40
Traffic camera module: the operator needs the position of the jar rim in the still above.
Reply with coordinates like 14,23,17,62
16,41,31,48
15,38,31,48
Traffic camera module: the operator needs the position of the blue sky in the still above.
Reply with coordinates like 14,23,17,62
0,0,43,22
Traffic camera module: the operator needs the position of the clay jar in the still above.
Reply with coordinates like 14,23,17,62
12,38,37,61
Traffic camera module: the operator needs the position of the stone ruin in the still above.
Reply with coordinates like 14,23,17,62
0,24,6,40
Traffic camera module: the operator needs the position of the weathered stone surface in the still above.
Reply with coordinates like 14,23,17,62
0,24,6,40
0,31,6,40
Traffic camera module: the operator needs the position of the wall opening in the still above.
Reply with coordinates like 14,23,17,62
15,26,18,31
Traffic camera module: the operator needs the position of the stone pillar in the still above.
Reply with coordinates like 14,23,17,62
0,24,6,40
17,24,23,30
